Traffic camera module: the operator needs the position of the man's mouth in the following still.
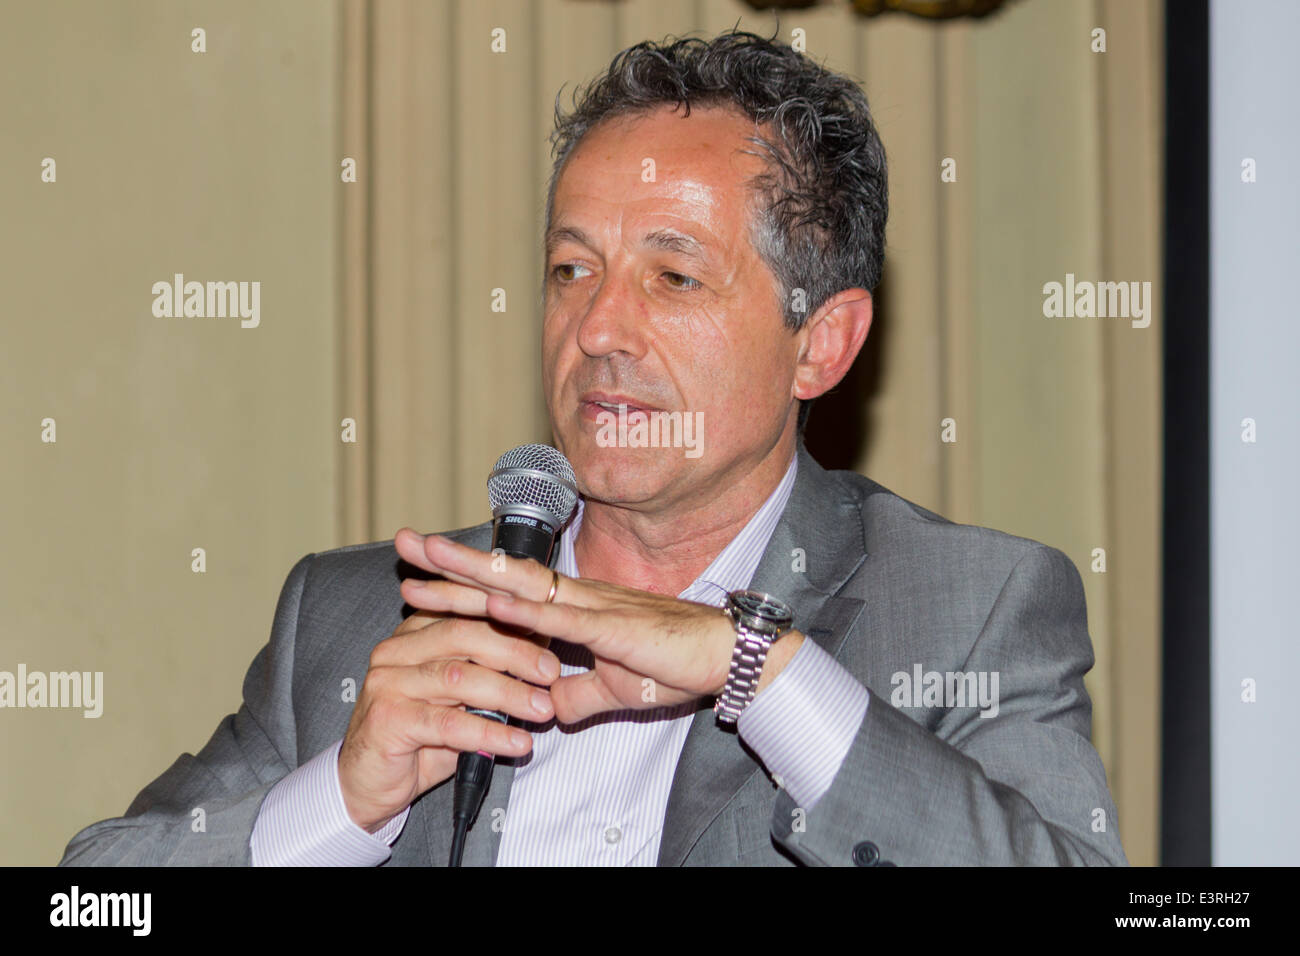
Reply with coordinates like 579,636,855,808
579,393,660,421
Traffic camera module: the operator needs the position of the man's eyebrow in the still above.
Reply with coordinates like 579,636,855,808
545,225,717,269
545,225,594,255
640,229,716,268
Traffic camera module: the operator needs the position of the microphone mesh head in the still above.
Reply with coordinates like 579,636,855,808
486,444,579,528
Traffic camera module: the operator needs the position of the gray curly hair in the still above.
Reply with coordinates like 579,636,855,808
544,29,889,431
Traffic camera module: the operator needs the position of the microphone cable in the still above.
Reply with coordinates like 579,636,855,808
449,714,507,866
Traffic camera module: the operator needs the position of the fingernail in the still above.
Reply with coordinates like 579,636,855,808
531,690,552,715
539,652,560,679
510,730,531,748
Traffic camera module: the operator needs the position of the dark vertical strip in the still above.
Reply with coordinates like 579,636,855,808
1161,0,1211,866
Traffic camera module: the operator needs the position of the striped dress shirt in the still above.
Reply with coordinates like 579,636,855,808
251,452,871,865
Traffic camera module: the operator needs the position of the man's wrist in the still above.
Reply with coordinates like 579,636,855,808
337,741,410,837
708,607,736,696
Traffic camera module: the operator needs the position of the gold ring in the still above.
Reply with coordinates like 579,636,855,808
545,569,560,604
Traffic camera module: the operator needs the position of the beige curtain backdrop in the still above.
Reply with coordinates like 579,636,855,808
0,0,1161,866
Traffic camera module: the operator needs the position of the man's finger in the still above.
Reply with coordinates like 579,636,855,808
373,616,560,683
394,527,442,575
397,529,542,602
550,670,621,724
401,578,491,617
483,592,607,650
423,534,554,597
393,609,440,635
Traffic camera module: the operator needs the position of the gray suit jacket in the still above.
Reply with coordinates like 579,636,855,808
59,442,1128,866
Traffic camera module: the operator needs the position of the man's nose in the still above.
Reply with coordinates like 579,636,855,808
575,272,649,361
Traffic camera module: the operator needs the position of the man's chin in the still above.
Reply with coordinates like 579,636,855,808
565,444,679,504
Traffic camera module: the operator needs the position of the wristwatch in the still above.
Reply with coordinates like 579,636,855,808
714,589,795,725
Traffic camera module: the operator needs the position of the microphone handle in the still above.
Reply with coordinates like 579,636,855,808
449,513,560,857
490,515,559,567
462,513,559,731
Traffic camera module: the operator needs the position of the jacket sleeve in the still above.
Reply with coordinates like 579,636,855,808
768,544,1129,866
57,553,313,866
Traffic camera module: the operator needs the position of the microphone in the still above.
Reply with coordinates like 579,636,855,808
449,443,579,866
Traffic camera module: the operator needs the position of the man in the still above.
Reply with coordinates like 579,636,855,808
60,31,1127,866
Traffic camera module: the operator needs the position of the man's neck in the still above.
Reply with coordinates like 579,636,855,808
572,438,797,596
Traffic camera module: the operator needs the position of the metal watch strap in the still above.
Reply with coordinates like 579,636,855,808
714,591,793,725
714,612,774,725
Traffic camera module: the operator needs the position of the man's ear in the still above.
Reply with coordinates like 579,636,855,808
792,289,874,402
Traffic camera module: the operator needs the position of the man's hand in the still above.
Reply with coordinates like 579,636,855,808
393,528,800,725
338,601,560,833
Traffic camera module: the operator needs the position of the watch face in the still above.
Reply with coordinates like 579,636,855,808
729,590,794,629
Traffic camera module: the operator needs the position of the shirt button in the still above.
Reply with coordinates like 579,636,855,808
603,826,622,845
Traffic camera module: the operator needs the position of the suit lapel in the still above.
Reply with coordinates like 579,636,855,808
656,443,868,865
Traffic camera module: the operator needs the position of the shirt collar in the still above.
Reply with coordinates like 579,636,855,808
554,452,799,608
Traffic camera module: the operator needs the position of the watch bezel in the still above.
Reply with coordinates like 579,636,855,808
726,589,794,633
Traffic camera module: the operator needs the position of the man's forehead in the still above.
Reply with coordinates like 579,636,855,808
556,104,767,193
548,106,767,248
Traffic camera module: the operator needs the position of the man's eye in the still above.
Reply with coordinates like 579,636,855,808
663,271,701,291
552,263,590,281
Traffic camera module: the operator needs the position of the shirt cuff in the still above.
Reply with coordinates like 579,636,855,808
251,738,410,865
736,637,870,811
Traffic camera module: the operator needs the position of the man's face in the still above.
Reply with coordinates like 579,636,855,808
542,104,799,512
